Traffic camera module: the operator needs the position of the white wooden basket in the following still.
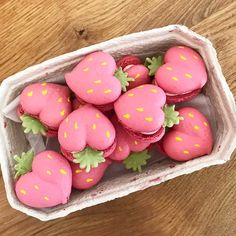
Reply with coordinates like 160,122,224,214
0,25,236,221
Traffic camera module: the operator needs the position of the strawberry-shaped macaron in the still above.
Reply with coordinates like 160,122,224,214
65,51,134,110
116,55,142,69
58,104,116,172
14,150,72,208
18,83,72,136
114,84,182,143
152,46,207,104
109,116,151,161
71,159,111,190
159,107,213,161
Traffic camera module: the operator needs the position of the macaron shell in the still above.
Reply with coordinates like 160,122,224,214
114,84,166,133
116,55,142,69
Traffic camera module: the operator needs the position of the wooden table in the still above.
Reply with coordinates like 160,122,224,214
0,1,236,235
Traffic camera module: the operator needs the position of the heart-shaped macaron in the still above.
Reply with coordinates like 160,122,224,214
154,46,207,103
58,104,116,172
15,150,72,208
19,83,72,136
71,159,111,190
160,107,213,161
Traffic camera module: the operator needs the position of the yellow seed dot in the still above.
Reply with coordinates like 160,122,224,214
135,73,140,79
137,85,144,88
87,89,94,94
123,114,131,119
101,61,108,66
106,131,110,138
204,122,208,126
83,67,89,72
178,46,185,49
57,97,63,103
194,144,201,147
67,97,71,103
20,189,27,195
65,117,69,123
41,82,47,86
145,117,153,122
60,169,67,175
75,169,82,174
166,66,173,71
183,150,189,154
94,80,102,84
27,91,33,97
42,89,48,95
34,185,39,190
74,122,79,129
87,57,93,61
86,178,93,183
60,110,65,116
193,55,199,60
180,55,187,61
175,137,183,141
64,131,68,139
92,123,96,130
46,170,52,175
44,196,49,201
136,107,144,112
104,89,112,94
193,125,200,130
127,93,135,97
96,113,100,118
151,89,157,93
47,154,53,160
185,73,192,78
118,146,123,152
134,140,138,145
188,113,194,118
172,76,179,81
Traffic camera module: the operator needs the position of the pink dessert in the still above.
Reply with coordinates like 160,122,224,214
116,55,142,69
154,46,207,103
15,150,72,208
159,107,213,161
58,104,116,172
19,82,72,136
71,159,111,190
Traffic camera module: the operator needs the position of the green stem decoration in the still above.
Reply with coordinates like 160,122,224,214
144,55,163,76
114,67,134,92
163,105,183,128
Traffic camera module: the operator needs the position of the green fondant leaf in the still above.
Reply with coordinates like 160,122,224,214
123,150,151,172
14,150,34,179
163,104,183,128
114,67,134,92
144,55,163,76
20,114,48,136
73,147,105,173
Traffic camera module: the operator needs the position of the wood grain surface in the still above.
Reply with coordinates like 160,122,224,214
0,0,236,235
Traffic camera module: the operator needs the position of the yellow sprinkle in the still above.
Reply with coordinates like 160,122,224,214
193,125,200,130
136,107,144,112
57,97,63,103
20,189,27,195
87,89,94,94
101,61,108,66
27,91,33,97
64,131,68,139
183,150,189,154
67,97,71,103
42,89,48,95
137,85,144,88
123,114,131,119
92,123,96,130
96,113,100,119
193,55,199,60
74,122,79,129
145,117,153,122
134,140,138,145
41,82,47,86
166,66,173,71
75,169,82,174
194,144,201,147
185,73,192,78
60,169,67,175
87,57,93,61
178,46,185,48
106,131,110,138
151,89,157,93
204,122,208,126
94,80,102,84
175,137,183,141
135,73,140,79
172,76,179,81
180,55,187,61
34,185,39,190
104,89,112,94
188,113,194,118
118,146,123,152
60,110,65,116
47,154,53,160
127,93,135,97
65,117,69,123
86,178,93,183
44,196,49,201
83,67,89,72
46,170,52,175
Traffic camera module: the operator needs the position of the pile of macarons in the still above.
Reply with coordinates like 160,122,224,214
14,46,213,208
